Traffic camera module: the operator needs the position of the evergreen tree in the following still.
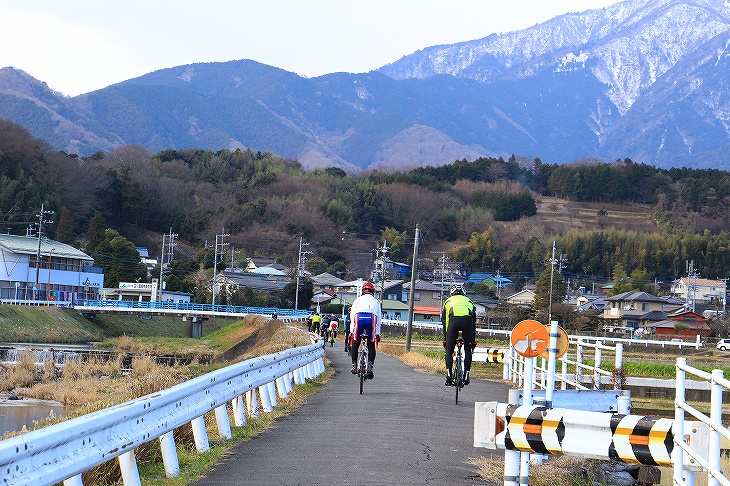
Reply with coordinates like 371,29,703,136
533,265,568,313
54,208,75,244
92,229,147,288
86,211,106,252
610,263,632,296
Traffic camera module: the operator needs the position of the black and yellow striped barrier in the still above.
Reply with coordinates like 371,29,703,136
472,348,508,364
475,403,674,466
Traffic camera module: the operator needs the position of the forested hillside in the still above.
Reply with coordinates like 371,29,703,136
2,117,730,296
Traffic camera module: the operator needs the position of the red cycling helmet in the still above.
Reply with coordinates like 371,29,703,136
362,281,376,294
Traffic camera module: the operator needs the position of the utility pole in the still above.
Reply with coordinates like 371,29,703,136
157,228,177,302
376,240,389,309
212,228,229,305
406,225,420,351
33,204,54,300
546,242,568,323
294,237,310,310
686,260,699,312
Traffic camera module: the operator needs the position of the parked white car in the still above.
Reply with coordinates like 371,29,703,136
717,339,730,351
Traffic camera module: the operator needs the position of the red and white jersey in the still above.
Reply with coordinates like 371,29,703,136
330,320,338,330
349,293,382,335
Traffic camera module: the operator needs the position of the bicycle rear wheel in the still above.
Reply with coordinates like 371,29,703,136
359,348,367,395
455,355,463,405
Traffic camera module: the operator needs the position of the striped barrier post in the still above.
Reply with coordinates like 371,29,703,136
476,402,683,467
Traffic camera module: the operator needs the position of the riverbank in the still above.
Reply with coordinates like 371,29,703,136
0,303,242,344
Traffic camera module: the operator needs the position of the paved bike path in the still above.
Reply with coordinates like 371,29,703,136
190,340,510,485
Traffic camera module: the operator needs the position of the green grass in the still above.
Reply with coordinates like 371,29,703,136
0,304,241,344
0,305,105,343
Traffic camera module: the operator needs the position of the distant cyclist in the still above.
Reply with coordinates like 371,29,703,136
343,311,351,353
328,315,338,347
311,312,321,334
441,284,476,386
350,281,382,379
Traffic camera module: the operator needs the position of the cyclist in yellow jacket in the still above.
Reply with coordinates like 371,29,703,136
311,312,322,334
441,284,477,386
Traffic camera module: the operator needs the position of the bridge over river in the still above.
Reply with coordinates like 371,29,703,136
190,341,511,486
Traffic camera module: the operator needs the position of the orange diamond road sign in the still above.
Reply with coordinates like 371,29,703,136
510,319,549,358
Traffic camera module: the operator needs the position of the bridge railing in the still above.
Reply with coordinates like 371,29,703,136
74,299,311,318
0,341,325,486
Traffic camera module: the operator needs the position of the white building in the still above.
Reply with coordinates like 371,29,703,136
100,280,192,303
0,234,104,303
671,277,727,305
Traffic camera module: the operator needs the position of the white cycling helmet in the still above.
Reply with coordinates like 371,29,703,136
449,284,465,296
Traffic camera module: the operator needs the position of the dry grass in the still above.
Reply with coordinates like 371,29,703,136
0,320,322,484
469,455,609,485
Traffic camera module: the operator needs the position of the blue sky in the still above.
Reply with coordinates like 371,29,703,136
1,0,620,96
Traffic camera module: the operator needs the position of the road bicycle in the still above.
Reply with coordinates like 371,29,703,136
356,332,370,395
453,338,465,405
328,327,337,347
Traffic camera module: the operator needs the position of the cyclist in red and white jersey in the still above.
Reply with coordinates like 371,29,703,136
349,281,382,378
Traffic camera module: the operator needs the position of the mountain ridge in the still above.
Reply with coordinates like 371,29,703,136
2,0,730,171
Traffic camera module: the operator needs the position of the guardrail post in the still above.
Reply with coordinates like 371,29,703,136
159,431,180,478
63,474,83,486
275,375,288,398
214,404,232,439
267,381,278,407
259,383,273,412
285,372,294,393
560,354,568,390
191,415,210,452
118,449,142,486
294,366,305,384
246,388,259,419
232,395,246,426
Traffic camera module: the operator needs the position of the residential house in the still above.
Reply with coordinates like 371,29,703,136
576,296,609,313
381,300,410,320
378,280,404,303
402,279,444,308
671,277,727,305
603,291,668,329
214,269,287,297
432,262,468,285
644,309,712,338
312,289,337,309
245,257,278,272
413,305,441,322
312,272,347,292
249,266,288,278
0,234,104,303
504,289,536,307
372,256,411,281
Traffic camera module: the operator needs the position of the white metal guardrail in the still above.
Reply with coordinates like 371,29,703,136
0,342,325,486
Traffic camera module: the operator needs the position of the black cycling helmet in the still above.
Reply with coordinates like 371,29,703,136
449,284,465,296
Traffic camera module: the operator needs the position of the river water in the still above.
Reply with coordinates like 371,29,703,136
0,343,87,436
0,395,68,435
